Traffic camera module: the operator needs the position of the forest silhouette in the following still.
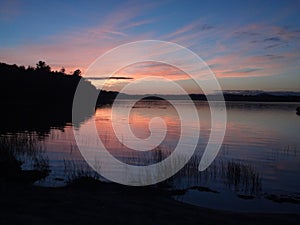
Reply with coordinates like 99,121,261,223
0,61,99,134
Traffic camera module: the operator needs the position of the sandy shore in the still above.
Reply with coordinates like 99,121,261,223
0,180,299,225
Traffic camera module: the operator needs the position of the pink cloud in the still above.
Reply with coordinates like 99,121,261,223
1,3,299,90
0,2,158,73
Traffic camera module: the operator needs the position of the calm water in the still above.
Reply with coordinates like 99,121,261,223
2,100,300,213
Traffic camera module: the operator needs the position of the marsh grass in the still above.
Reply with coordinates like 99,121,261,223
223,160,262,195
141,147,263,195
63,159,100,184
63,144,262,195
0,133,50,182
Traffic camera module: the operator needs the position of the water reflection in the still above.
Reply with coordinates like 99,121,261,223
0,104,94,135
1,100,300,212
96,100,181,165
71,100,299,195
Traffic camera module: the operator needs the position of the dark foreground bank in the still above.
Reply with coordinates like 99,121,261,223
0,180,299,225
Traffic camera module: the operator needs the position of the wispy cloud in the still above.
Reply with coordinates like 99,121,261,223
197,22,300,79
263,37,281,42
86,76,133,80
0,2,157,72
114,62,188,80
264,43,282,49
161,20,217,47
199,24,214,31
222,67,263,75
123,19,156,30
264,54,284,60
1,1,300,92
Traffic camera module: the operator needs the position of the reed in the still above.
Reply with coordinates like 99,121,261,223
63,159,100,184
0,133,50,182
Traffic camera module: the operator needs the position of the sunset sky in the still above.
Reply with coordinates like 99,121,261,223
0,0,300,92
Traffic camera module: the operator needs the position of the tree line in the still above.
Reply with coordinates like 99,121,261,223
0,61,82,77
0,61,97,107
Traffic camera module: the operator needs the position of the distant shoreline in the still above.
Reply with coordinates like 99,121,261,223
99,91,300,103
1,62,300,106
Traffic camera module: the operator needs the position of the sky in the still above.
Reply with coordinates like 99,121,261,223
0,0,300,93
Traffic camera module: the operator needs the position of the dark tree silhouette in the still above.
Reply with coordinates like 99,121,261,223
72,69,81,77
35,61,51,73
0,61,98,134
60,67,66,74
27,65,35,72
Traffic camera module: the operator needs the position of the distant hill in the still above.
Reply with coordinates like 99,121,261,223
104,92,300,102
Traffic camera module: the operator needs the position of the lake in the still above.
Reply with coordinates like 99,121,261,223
1,100,300,213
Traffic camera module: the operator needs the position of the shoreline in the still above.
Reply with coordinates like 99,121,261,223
1,179,299,225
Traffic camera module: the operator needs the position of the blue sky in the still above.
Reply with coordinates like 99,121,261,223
0,0,300,92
